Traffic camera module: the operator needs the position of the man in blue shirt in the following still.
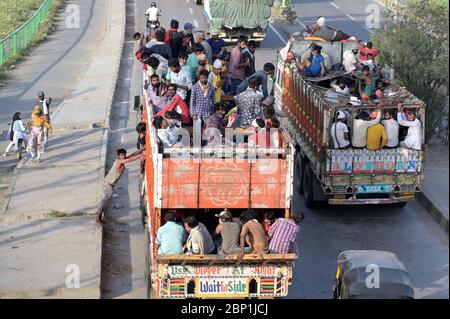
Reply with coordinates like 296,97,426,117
156,211,186,254
309,46,327,77
207,29,225,61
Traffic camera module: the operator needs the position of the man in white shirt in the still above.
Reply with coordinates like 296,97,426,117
343,45,360,73
330,79,350,95
397,103,422,150
381,110,399,148
145,3,161,23
331,111,351,149
167,59,192,101
352,106,382,148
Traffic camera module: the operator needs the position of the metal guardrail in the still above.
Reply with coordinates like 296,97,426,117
0,0,53,66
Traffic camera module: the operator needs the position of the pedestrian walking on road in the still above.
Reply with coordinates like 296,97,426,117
26,106,52,162
4,112,28,157
96,148,143,224
37,91,51,144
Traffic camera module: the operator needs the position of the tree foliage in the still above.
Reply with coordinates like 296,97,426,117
373,0,449,141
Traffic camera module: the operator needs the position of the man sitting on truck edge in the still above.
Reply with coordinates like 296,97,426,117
238,210,269,258
184,216,216,255
96,148,143,224
397,103,423,151
264,212,304,254
351,106,382,148
382,110,399,148
331,111,351,149
157,211,187,255
366,111,388,150
156,84,190,125
213,210,242,255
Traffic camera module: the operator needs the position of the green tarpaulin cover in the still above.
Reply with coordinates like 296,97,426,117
208,0,274,29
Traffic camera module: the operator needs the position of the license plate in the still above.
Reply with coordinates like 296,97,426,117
355,184,391,194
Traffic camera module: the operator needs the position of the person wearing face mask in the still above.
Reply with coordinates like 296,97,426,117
190,69,216,126
156,84,190,125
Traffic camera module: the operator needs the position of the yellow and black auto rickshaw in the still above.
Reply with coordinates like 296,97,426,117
333,250,414,299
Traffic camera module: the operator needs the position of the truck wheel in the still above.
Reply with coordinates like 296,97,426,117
392,201,407,208
303,163,315,208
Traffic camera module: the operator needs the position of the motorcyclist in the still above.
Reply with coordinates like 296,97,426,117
145,2,161,29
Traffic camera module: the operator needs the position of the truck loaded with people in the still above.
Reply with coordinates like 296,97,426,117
133,14,301,299
274,18,426,207
201,0,274,45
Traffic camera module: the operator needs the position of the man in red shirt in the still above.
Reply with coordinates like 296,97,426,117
358,41,380,62
156,84,190,125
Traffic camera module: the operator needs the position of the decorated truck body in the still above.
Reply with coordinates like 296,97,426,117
274,36,426,207
140,86,297,298
202,0,274,44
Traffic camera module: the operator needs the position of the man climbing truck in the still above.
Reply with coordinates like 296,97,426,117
140,78,297,299
202,0,274,44
274,35,426,208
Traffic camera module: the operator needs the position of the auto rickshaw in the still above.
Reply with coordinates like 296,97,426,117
333,250,414,299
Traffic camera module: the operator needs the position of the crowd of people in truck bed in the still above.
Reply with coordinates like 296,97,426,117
282,16,423,151
134,19,283,150
156,209,304,257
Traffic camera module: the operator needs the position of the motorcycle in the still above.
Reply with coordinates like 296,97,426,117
145,15,160,31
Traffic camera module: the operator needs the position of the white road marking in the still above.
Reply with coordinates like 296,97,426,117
364,27,374,34
346,13,357,21
186,0,190,3
374,0,386,7
295,18,307,29
193,19,199,28
269,24,287,44
189,7,194,15
330,2,340,9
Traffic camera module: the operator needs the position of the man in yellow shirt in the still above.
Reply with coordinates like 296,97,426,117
208,59,224,103
366,111,388,150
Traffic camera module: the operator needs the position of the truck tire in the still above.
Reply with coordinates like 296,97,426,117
303,163,315,208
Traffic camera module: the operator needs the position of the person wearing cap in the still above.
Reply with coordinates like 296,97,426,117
382,110,399,148
351,105,382,148
308,16,354,42
213,210,242,255
182,22,196,47
343,44,360,73
156,211,187,255
207,29,225,61
397,103,422,150
208,59,225,103
234,77,261,128
330,111,351,149
236,62,276,98
366,111,388,150
195,31,213,64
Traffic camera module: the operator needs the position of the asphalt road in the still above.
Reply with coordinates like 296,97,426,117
0,0,108,170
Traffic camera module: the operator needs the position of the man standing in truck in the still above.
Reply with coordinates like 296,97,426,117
229,36,249,95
